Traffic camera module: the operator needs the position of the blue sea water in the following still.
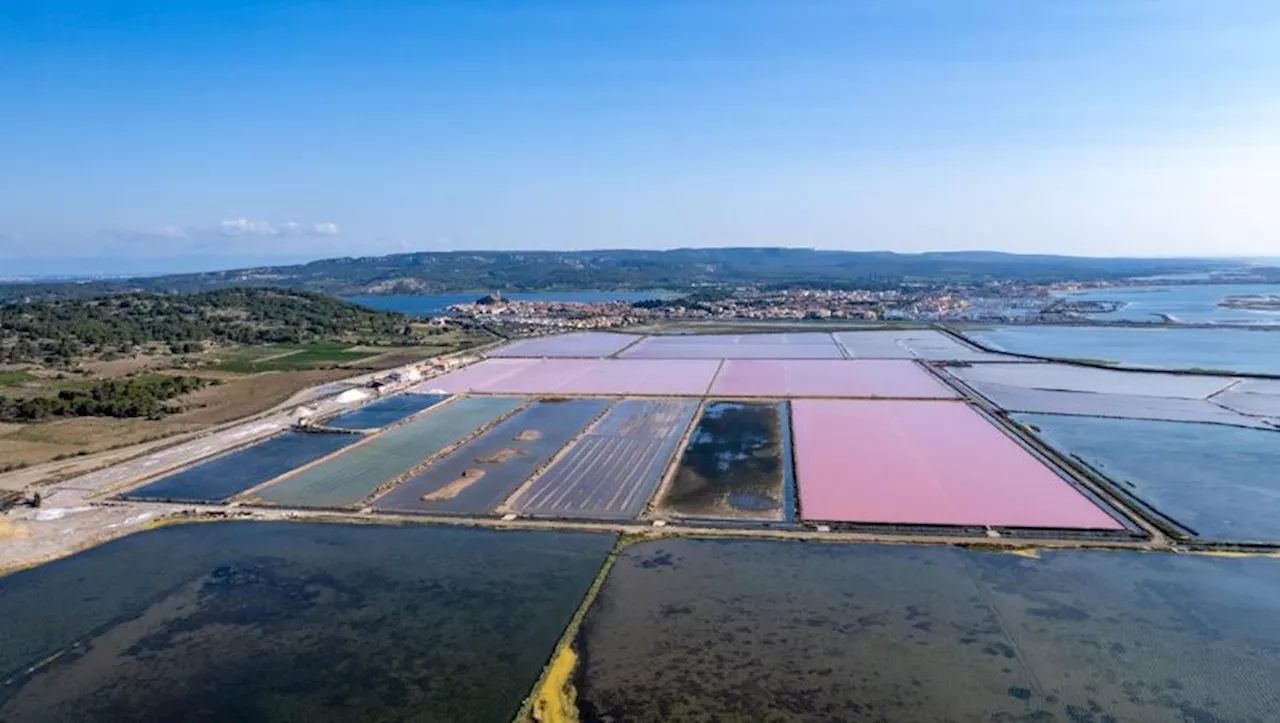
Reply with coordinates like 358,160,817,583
1058,284,1280,325
345,290,676,316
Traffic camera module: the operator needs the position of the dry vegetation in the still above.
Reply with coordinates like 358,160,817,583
0,314,494,474
0,368,352,469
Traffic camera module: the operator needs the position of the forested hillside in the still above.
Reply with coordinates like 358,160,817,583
0,248,1230,301
0,375,211,422
0,288,412,365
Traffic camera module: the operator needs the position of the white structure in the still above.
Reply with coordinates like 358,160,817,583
335,388,371,404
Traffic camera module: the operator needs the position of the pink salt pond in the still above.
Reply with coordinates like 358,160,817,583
415,358,720,396
710,360,956,398
488,332,641,358
791,400,1124,529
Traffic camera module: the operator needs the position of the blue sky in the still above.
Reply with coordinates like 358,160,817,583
2,0,1278,272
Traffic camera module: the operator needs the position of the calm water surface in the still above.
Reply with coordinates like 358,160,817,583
375,398,610,515
346,290,676,317
1017,413,1280,542
575,538,1280,722
0,521,614,722
967,325,1280,375
1060,284,1280,325
322,393,451,431
122,431,361,503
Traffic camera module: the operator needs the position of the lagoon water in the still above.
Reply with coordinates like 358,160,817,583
967,325,1280,375
346,290,675,317
1059,284,1280,325
0,522,614,722
574,538,1280,722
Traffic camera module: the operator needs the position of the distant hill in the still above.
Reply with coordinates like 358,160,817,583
0,248,1226,301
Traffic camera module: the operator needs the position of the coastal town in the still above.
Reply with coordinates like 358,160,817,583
444,283,1105,332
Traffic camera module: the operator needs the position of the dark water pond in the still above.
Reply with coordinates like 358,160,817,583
0,522,614,722
660,402,786,521
573,538,1280,722
1018,413,1280,542
322,393,451,430
122,431,361,503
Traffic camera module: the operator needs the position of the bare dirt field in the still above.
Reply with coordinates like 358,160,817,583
78,354,172,377
347,342,485,371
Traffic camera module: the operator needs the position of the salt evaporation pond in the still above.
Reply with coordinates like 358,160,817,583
947,362,1237,398
509,399,698,520
833,329,1008,361
488,331,640,358
965,326,1280,375
709,359,955,398
0,522,614,722
374,398,610,515
255,395,524,508
572,538,1280,722
122,431,361,503
967,382,1269,428
660,401,788,521
321,393,450,430
620,334,844,359
1017,413,1280,542
791,400,1122,530
422,358,720,396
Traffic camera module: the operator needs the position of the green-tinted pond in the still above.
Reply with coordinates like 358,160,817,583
0,521,614,722
573,538,1280,722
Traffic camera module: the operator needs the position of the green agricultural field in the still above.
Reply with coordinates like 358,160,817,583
210,342,381,373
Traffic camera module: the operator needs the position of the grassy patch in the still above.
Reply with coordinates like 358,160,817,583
0,371,35,387
210,342,381,373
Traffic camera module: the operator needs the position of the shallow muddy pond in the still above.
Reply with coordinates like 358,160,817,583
572,538,1280,722
660,402,787,521
0,521,614,722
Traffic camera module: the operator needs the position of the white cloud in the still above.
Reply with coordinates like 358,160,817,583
215,218,340,238
218,218,276,236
